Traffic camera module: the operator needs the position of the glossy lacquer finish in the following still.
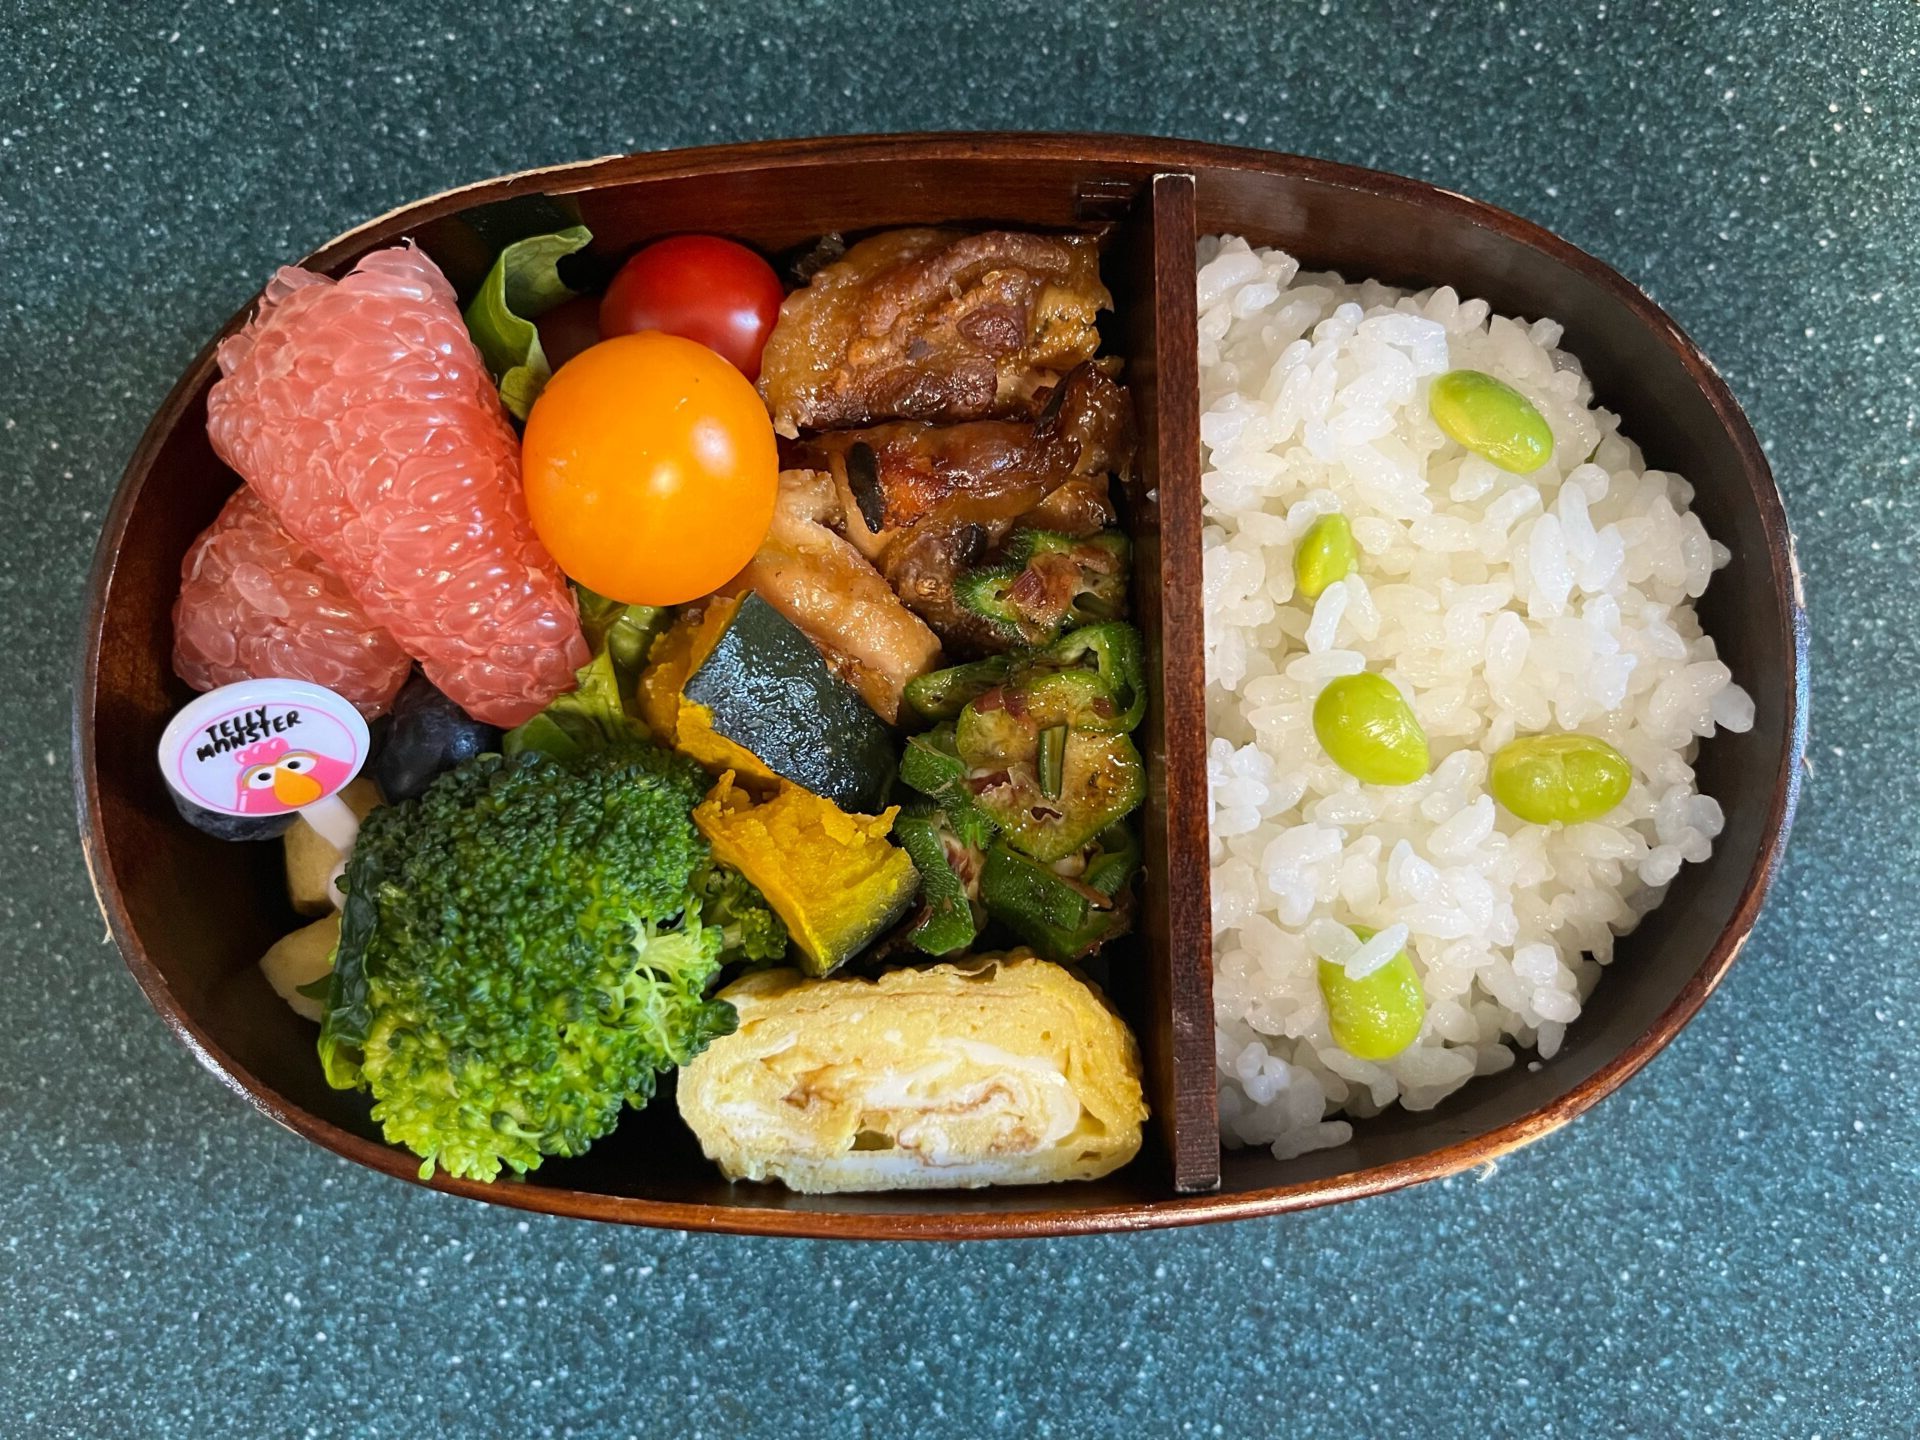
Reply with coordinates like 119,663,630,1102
74,134,1805,1239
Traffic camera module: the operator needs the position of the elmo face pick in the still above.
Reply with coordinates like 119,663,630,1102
234,736,355,814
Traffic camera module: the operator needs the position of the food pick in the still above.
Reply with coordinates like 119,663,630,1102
157,679,371,900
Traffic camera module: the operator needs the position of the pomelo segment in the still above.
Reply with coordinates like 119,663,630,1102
205,244,586,727
172,487,411,719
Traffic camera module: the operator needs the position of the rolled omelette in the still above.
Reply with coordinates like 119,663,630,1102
676,954,1147,1192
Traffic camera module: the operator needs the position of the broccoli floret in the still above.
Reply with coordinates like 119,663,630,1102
319,744,735,1182
697,863,790,965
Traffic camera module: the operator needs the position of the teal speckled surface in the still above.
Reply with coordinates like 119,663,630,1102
5,2,1916,1435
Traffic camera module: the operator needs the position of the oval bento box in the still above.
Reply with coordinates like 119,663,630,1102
74,133,1807,1239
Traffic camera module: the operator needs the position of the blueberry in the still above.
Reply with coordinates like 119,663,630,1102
371,671,503,801
169,787,296,841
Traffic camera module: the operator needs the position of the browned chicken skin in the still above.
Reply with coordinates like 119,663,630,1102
791,363,1133,654
757,228,1112,437
727,470,943,724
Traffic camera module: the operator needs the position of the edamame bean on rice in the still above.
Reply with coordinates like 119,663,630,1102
1198,236,1754,1162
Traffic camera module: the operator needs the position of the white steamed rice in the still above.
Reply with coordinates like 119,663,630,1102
1199,235,1755,1161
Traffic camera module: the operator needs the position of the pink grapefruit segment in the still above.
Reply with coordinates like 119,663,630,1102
172,487,413,719
205,244,586,727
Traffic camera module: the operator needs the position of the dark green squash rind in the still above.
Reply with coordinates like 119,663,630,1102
683,591,896,812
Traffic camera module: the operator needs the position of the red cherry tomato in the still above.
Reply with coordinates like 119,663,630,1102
598,235,786,380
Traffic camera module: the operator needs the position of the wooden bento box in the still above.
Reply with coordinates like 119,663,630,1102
74,134,1806,1238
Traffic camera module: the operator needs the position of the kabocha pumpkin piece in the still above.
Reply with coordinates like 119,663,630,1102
684,592,896,814
641,594,896,814
692,774,918,977
637,599,779,789
637,599,731,741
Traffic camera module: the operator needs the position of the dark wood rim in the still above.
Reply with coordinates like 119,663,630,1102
73,132,1808,1239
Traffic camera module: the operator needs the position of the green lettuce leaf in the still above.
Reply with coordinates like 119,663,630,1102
574,583,667,696
463,224,593,420
501,587,670,763
502,648,635,764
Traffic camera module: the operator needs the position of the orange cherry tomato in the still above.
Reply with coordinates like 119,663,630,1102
521,332,778,606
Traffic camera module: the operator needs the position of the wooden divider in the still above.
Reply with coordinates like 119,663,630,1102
1118,173,1219,1193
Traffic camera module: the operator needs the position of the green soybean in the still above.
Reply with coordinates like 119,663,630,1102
1318,926,1426,1061
1313,673,1430,785
1429,369,1555,474
1490,732,1633,825
1293,513,1357,600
